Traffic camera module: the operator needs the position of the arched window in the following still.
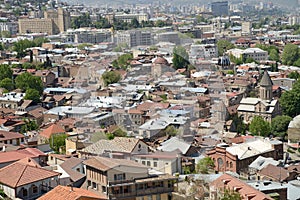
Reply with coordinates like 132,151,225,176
32,184,38,194
22,188,28,197
230,162,233,168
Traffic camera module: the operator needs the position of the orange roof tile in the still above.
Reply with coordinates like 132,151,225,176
211,174,272,200
0,148,45,164
0,130,24,142
0,162,59,188
38,185,106,200
39,124,65,139
16,157,41,167
83,156,147,172
128,109,144,114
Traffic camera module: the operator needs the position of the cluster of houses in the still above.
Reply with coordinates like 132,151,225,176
0,39,300,200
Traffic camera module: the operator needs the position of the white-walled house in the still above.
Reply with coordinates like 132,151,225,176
0,161,60,200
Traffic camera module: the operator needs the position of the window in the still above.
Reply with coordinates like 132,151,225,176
114,173,126,181
147,161,151,166
153,162,157,167
22,188,28,197
142,161,146,165
92,182,97,190
88,180,91,187
156,194,161,200
102,186,106,193
32,185,38,194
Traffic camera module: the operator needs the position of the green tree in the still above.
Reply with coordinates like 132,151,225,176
155,20,166,27
15,72,43,94
130,18,140,28
232,114,248,134
249,116,271,137
0,64,13,81
71,13,92,29
0,188,7,198
229,54,243,65
102,71,121,86
269,48,280,62
172,45,189,69
50,134,67,154
244,57,257,63
271,115,292,138
13,39,36,58
107,133,115,140
196,15,208,24
294,58,300,67
21,119,39,133
196,157,215,174
280,80,300,117
94,16,111,28
112,53,133,69
33,37,49,47
221,189,242,200
0,78,14,91
164,125,178,136
113,128,127,137
25,88,41,103
288,71,300,80
0,30,11,38
282,43,299,65
217,39,235,56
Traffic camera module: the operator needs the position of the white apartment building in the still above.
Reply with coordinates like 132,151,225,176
190,44,218,60
117,30,152,47
227,48,268,61
114,13,149,23
63,28,112,44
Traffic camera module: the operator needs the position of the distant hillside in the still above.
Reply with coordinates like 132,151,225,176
62,0,298,9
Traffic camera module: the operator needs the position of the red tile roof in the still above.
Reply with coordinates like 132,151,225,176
83,156,148,172
259,164,290,181
0,162,59,188
39,124,65,139
128,109,144,114
0,130,24,142
38,185,106,200
0,148,45,164
211,174,272,200
16,157,41,167
137,102,170,111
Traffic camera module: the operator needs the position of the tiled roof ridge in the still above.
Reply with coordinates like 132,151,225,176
14,163,27,187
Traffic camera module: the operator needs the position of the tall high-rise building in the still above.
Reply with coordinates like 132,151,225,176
211,1,229,16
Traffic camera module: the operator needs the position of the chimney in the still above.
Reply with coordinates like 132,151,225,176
69,185,73,192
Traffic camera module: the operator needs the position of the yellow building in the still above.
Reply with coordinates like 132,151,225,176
18,7,70,35
18,18,54,34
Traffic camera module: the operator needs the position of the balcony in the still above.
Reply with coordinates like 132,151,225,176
108,186,174,199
